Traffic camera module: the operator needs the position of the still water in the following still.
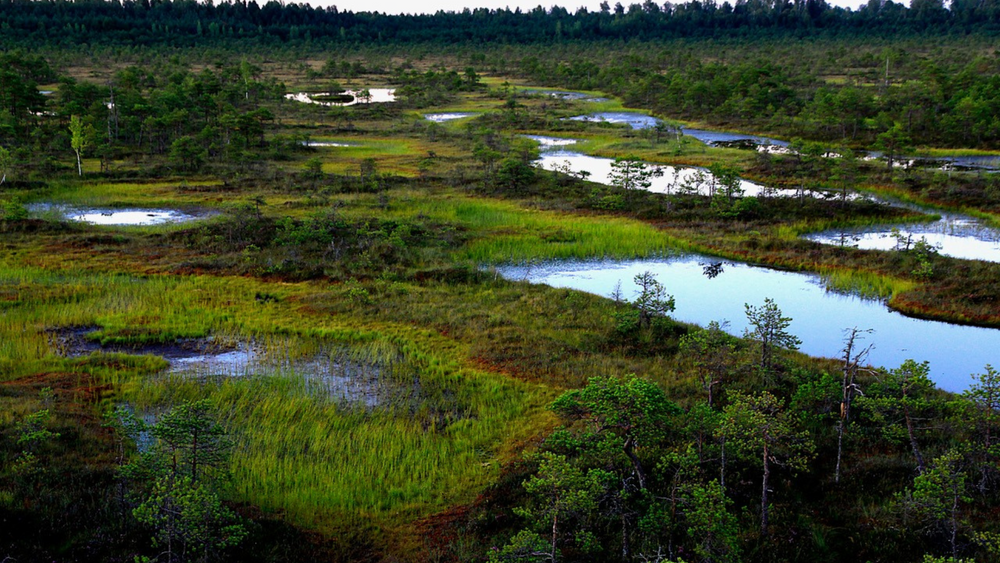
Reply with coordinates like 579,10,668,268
528,134,1000,263
424,112,477,122
496,256,999,392
804,207,1000,263
29,204,209,226
529,135,778,197
284,88,397,107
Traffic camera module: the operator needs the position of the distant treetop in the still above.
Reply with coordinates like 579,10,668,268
0,0,995,47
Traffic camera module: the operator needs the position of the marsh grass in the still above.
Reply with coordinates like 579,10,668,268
110,332,553,532
821,269,916,299
0,259,552,535
917,147,1000,157
9,70,1000,560
381,195,688,263
310,137,446,176
40,179,224,207
771,212,940,240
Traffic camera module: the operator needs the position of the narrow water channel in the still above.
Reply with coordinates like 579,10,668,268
529,135,783,198
529,132,1000,263
804,204,1000,262
520,123,1000,391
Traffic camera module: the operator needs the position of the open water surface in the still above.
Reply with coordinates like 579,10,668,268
28,204,211,226
496,256,1000,392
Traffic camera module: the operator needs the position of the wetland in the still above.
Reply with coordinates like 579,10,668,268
5,26,1000,563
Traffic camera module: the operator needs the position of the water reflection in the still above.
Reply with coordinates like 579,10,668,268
531,137,790,198
51,330,397,407
804,206,1000,263
701,261,725,279
29,204,210,226
285,89,396,107
526,134,1000,263
424,112,476,122
568,111,661,130
525,89,608,102
572,110,998,171
496,256,1000,392
681,127,790,148
301,140,355,147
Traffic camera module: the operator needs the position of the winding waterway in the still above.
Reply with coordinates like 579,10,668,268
530,124,1000,263
496,256,998,392
528,135,785,198
804,205,1000,263
570,109,1000,172
520,114,1000,390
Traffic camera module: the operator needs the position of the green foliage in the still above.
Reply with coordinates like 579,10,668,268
511,451,612,562
679,320,738,406
610,272,680,353
494,158,537,195
551,374,680,475
0,144,12,184
963,365,1000,455
0,51,49,142
169,136,207,172
921,556,974,563
116,400,246,562
15,408,59,450
875,122,913,169
68,114,92,176
608,156,662,196
9,26,1000,563
629,271,675,330
302,156,324,179
718,391,814,536
488,530,549,563
6,387,62,480
586,187,625,211
151,399,233,484
743,298,801,376
1,198,28,221
683,480,740,563
898,449,970,559
132,474,247,563
707,163,745,214
860,359,938,472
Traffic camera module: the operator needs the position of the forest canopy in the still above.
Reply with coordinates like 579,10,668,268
0,0,997,47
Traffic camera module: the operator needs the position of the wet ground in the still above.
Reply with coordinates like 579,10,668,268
48,328,405,407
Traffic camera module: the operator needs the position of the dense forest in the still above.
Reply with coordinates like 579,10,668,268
1,0,1000,47
5,2,1000,563
7,1,1000,154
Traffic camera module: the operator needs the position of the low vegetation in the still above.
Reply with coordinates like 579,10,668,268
3,23,1000,563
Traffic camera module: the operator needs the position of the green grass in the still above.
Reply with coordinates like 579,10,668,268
306,136,444,176
326,192,690,263
771,213,940,240
915,147,1000,157
11,70,1000,560
453,200,689,263
0,259,553,536
35,179,225,207
110,330,554,531
821,268,916,299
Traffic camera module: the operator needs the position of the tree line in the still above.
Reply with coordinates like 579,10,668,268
0,52,289,177
1,0,999,48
